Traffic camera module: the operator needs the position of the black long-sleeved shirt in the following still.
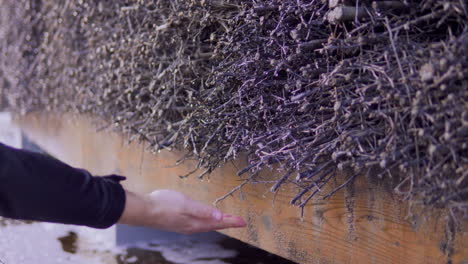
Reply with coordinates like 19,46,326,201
0,142,126,228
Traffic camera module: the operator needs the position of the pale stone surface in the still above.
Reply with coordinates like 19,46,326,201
0,112,22,148
0,220,117,264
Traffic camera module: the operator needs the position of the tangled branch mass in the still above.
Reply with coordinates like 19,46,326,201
1,0,467,220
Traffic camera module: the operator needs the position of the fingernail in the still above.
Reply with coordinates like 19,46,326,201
236,217,247,226
212,210,222,221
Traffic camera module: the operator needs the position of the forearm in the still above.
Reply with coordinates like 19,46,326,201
0,142,246,232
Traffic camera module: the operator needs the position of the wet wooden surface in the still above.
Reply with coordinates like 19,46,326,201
15,113,468,264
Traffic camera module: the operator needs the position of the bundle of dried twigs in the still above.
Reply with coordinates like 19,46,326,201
1,0,467,220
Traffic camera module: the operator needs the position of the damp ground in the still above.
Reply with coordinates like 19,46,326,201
0,218,294,264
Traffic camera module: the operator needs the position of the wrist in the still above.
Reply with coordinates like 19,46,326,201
118,190,155,227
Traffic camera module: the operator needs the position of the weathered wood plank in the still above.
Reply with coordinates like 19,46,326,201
15,113,467,264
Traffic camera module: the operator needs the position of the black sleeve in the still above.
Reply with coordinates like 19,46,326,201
0,142,126,229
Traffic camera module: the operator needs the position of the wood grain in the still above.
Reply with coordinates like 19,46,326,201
15,113,467,264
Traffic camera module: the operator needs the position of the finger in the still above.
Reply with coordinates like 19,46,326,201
188,214,247,233
186,200,222,220
214,214,247,229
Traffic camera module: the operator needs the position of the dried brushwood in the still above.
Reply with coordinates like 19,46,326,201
1,0,467,220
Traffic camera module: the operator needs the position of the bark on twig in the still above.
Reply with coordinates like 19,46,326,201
327,6,369,24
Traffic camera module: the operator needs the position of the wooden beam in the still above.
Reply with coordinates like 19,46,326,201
15,113,468,264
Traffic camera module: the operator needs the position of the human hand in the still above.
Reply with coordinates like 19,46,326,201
118,189,247,234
